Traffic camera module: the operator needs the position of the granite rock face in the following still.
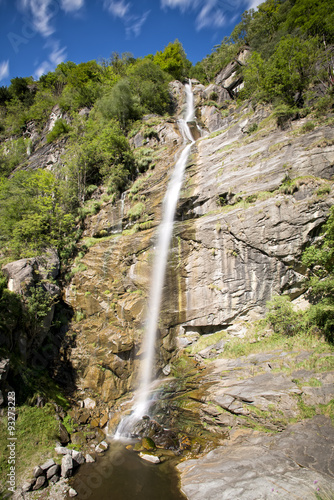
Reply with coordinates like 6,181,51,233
178,416,334,500
61,81,333,406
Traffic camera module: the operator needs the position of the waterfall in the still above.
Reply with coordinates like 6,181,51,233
115,81,196,438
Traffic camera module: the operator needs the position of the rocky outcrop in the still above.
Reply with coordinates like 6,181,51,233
2,249,60,296
61,81,333,409
1,250,61,357
178,415,334,500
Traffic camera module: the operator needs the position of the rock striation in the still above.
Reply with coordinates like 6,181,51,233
60,81,333,408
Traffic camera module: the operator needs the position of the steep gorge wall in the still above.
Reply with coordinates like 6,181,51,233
62,82,333,410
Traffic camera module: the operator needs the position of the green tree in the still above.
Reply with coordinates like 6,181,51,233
127,60,171,115
264,35,319,106
96,79,139,128
153,40,191,81
302,206,334,340
0,170,75,258
286,0,334,42
62,117,135,202
9,76,35,106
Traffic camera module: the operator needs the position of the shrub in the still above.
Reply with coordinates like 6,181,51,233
266,295,305,336
46,118,71,143
127,202,145,221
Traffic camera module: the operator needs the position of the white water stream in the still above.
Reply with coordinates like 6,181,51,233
115,82,196,437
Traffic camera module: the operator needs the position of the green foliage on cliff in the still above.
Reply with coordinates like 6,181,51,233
153,39,192,81
0,169,76,259
266,207,334,342
193,0,333,121
302,207,334,341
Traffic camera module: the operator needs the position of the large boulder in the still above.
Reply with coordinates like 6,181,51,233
2,249,60,296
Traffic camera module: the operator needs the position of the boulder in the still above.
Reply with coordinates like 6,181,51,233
95,441,108,453
61,454,73,478
71,431,86,447
55,445,72,455
40,458,56,470
49,474,60,484
32,475,46,490
2,250,60,296
83,397,96,409
85,454,95,463
69,488,78,497
59,422,70,445
21,479,35,492
46,464,61,479
33,466,44,478
139,453,160,464
178,416,334,500
72,450,85,465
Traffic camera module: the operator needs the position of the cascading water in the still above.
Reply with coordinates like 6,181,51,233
115,81,196,438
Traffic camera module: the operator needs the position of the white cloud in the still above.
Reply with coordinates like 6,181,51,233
161,0,227,30
19,0,58,37
161,0,195,11
126,10,150,38
0,60,9,81
248,0,263,9
61,0,84,12
48,40,67,65
196,1,225,30
103,0,130,18
34,40,67,79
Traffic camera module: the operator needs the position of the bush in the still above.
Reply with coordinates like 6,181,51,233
46,118,70,143
127,202,145,221
266,295,305,336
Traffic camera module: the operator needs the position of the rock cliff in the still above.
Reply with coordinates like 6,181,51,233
59,80,333,412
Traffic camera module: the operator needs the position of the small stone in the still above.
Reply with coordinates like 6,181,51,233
55,446,72,455
32,475,46,490
59,422,70,445
33,466,44,478
69,487,78,497
85,454,95,463
139,453,160,464
22,480,34,492
95,427,106,443
162,364,171,376
99,411,109,428
40,458,56,470
61,454,73,478
78,409,90,424
100,440,109,450
95,441,108,453
90,418,100,428
46,464,60,479
72,450,85,465
49,475,60,484
84,398,96,409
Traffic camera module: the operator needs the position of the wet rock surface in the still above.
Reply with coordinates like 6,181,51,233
178,416,334,500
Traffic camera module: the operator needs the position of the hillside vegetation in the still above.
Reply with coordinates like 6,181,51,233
0,1,333,491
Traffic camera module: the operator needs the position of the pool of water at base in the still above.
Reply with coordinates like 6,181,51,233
70,440,187,500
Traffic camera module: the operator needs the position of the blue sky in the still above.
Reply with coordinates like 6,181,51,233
0,0,262,87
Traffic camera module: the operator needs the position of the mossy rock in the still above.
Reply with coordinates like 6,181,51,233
71,431,86,447
133,442,144,452
142,437,156,451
